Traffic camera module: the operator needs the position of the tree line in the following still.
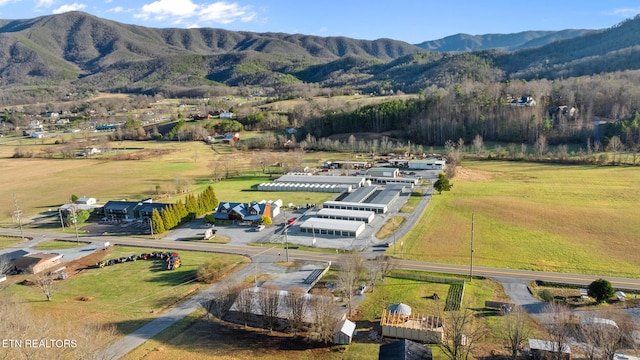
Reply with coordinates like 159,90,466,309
151,185,218,235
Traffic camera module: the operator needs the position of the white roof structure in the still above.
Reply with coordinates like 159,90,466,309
274,174,366,187
528,339,571,354
299,218,365,236
316,208,375,223
387,303,412,316
581,317,618,328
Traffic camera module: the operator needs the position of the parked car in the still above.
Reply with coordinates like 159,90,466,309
287,218,297,225
255,225,265,232
356,283,367,295
384,241,394,248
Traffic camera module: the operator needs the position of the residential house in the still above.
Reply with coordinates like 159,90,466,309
213,201,271,225
102,199,171,221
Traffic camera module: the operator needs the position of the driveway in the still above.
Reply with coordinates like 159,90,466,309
495,277,546,314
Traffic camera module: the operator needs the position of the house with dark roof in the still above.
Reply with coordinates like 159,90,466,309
102,200,171,221
213,201,271,225
378,339,432,360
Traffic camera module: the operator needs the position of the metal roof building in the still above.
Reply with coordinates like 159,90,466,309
322,200,388,214
316,208,375,223
274,174,367,188
299,217,366,237
342,186,378,203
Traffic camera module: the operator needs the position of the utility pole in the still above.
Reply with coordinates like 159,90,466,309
470,213,475,282
71,204,80,244
284,227,289,262
13,194,24,240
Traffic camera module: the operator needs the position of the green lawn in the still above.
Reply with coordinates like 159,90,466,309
0,236,25,250
6,247,248,334
401,161,640,277
32,239,89,250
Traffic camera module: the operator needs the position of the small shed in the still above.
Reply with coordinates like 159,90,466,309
528,339,571,360
12,253,62,274
333,319,356,345
378,339,432,360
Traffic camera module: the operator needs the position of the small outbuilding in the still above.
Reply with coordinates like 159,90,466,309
528,339,571,360
378,339,432,360
333,319,356,345
12,253,62,274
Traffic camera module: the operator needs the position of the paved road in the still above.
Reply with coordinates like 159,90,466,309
3,228,640,291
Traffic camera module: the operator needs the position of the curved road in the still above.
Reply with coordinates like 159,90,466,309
2,228,640,291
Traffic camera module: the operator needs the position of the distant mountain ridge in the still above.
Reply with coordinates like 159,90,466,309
415,29,597,52
0,11,639,98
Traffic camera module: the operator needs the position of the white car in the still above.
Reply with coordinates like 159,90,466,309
255,225,265,232
356,283,367,295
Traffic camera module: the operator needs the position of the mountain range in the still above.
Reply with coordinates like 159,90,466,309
1,11,640,97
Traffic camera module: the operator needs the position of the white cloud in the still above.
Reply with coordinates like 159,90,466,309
36,0,55,8
137,0,199,21
608,8,640,18
53,2,87,14
199,1,256,24
108,6,126,13
136,1,258,25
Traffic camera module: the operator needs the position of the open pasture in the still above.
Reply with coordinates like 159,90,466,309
402,161,640,277
5,246,247,334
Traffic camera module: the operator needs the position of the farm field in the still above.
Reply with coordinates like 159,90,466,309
0,140,336,225
5,246,248,334
401,160,640,278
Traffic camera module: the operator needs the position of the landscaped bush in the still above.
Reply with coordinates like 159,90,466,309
197,259,226,284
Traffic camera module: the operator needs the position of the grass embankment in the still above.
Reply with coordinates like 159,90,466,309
401,161,640,277
32,239,89,250
6,247,248,334
0,236,25,250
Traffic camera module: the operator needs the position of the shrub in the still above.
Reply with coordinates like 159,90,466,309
197,260,226,284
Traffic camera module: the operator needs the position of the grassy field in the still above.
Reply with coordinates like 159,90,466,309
0,141,337,225
5,246,248,334
401,160,640,277
32,239,90,250
0,236,25,250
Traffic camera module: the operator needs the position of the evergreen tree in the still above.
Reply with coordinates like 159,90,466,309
151,208,165,235
433,172,452,194
185,193,199,218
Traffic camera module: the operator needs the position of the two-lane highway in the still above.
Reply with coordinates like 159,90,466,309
2,228,640,291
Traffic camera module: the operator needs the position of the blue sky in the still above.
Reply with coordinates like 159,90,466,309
1,1,639,44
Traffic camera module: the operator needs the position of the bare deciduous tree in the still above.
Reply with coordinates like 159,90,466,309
439,305,488,360
365,255,396,291
502,305,531,360
543,302,573,360
235,283,255,328
336,252,363,316
33,272,55,301
257,284,280,332
578,309,635,360
202,282,240,321
285,286,308,336
309,290,340,344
